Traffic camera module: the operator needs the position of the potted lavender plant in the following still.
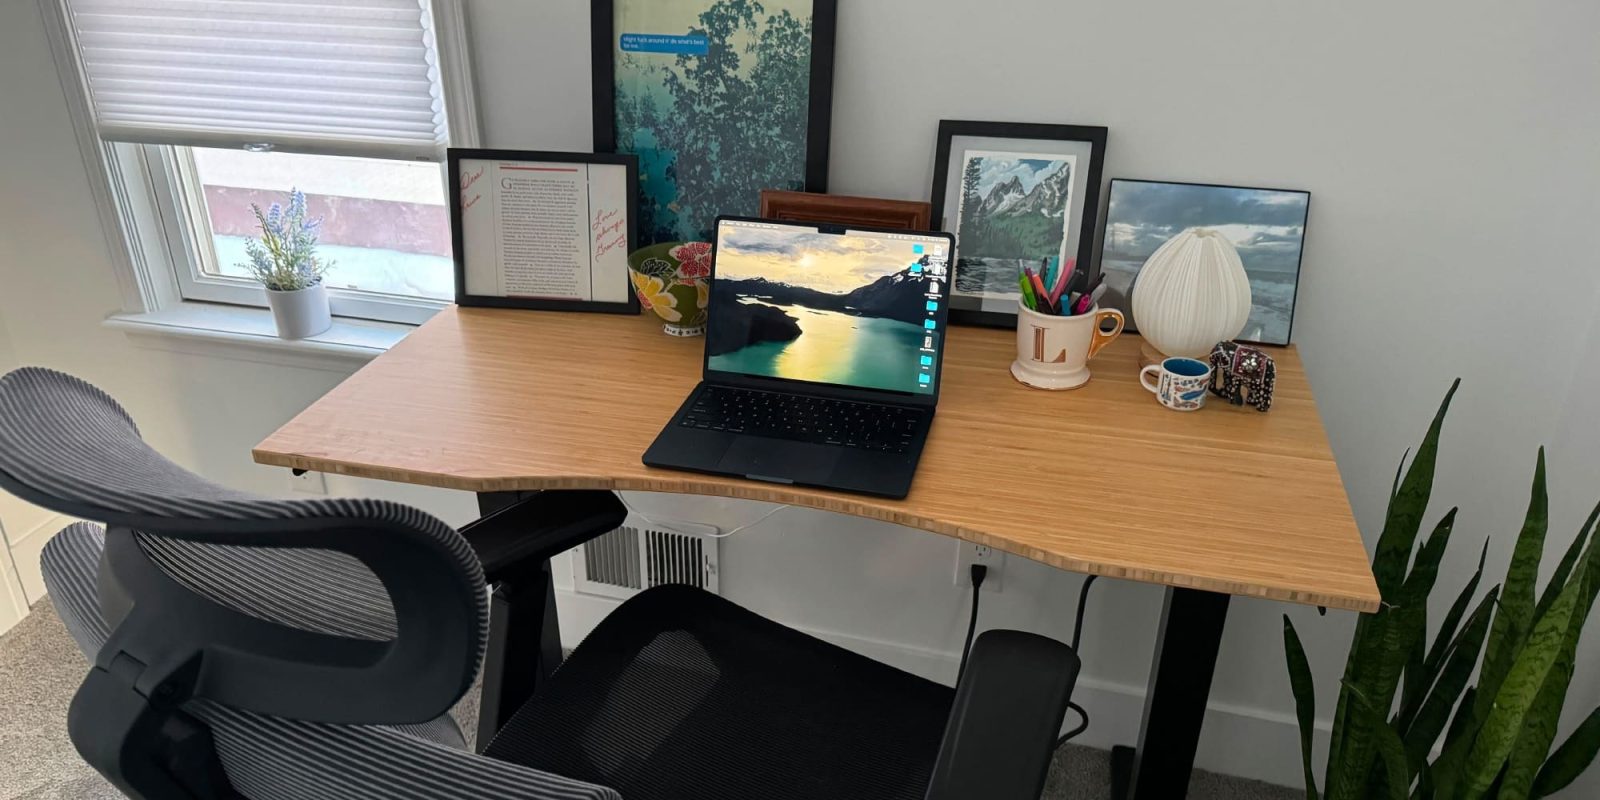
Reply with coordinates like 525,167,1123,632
241,189,334,339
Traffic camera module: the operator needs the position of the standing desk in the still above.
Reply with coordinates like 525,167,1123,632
254,305,1379,799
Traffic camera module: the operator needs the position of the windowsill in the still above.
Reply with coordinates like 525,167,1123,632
104,302,417,372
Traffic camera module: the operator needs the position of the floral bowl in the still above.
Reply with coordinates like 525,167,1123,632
628,241,712,336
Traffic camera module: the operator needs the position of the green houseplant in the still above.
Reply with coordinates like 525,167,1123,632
1284,381,1600,800
241,188,333,340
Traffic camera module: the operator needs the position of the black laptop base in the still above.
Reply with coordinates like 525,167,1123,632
643,382,933,499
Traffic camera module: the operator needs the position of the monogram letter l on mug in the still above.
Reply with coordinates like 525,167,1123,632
1011,302,1126,390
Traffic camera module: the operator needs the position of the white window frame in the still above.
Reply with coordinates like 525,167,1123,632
39,0,481,327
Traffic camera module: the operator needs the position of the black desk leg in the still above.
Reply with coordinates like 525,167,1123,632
1111,587,1231,800
473,491,564,752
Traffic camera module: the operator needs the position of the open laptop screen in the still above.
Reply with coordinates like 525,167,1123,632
706,218,953,396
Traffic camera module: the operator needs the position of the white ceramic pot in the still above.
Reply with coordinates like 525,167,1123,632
266,283,332,340
1130,228,1252,359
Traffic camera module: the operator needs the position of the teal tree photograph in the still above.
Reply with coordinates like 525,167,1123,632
598,0,834,244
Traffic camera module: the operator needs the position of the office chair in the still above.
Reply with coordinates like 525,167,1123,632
0,366,1080,800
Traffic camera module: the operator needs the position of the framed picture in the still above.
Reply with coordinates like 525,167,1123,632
1097,179,1311,346
930,120,1107,328
592,0,837,246
759,190,931,230
448,148,640,314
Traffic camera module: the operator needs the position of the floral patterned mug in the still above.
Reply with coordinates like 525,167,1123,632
627,241,712,336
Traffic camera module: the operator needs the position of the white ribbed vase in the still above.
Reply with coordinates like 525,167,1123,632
1130,228,1252,359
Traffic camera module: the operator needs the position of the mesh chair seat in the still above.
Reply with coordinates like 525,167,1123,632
486,584,954,800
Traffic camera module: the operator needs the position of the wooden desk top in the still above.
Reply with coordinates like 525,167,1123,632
255,306,1379,612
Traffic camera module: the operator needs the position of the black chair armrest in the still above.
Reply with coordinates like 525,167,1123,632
925,630,1080,800
458,490,626,583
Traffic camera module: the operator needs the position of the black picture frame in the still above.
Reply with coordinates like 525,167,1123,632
591,0,837,244
448,148,640,315
1094,178,1311,347
930,120,1108,328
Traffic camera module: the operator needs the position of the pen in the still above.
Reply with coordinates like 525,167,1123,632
1086,281,1109,308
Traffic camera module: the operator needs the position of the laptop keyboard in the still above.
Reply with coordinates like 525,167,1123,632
680,386,923,454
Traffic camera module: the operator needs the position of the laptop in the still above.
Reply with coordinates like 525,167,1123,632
643,216,956,499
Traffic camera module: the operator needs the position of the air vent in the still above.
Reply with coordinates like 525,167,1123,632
573,515,720,600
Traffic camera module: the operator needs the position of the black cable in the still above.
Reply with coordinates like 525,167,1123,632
956,563,987,685
1071,575,1097,652
1057,575,1099,748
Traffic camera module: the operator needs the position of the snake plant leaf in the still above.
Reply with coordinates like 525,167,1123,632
1331,460,1459,796
1335,596,1433,800
1396,509,1460,724
1403,587,1497,772
1351,688,1412,800
1401,634,1426,726
1374,718,1413,800
1446,686,1478,745
1400,539,1488,734
1391,448,1410,505
1533,499,1600,623
1505,531,1600,799
1531,704,1600,798
1432,685,1481,800
1284,616,1321,800
1373,381,1458,599
1460,540,1587,800
1475,449,1550,724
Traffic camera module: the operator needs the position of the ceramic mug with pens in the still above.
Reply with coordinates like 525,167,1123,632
1141,357,1213,411
1011,302,1126,390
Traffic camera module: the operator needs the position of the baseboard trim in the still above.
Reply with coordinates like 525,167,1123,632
552,587,1324,790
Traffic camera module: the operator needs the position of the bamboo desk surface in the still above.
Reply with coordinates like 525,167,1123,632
254,306,1379,612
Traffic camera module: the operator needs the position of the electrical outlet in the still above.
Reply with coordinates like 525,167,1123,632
289,469,327,495
954,542,1003,592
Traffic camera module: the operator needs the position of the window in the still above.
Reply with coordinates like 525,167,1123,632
50,0,476,325
153,146,455,322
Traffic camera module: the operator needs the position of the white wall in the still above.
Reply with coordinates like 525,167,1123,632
1,0,1598,792
0,305,37,634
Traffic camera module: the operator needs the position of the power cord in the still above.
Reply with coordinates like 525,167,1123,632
1057,575,1099,747
955,563,988,685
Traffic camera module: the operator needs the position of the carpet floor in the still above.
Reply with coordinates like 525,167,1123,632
1,599,1299,799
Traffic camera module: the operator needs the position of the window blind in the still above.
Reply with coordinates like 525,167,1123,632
64,0,449,161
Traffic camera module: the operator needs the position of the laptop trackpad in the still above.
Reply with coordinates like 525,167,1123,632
718,437,841,485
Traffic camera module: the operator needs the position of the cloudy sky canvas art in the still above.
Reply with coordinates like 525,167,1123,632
1100,180,1309,345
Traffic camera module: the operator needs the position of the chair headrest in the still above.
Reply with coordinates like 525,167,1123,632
0,367,487,725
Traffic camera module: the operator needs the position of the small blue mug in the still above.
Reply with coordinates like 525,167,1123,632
1140,357,1212,411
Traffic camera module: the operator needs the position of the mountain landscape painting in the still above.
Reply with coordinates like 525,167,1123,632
708,226,940,393
953,150,1077,298
1100,180,1310,345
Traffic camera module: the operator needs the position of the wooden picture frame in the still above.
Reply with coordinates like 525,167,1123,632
930,120,1108,328
758,190,931,230
448,148,640,314
592,0,837,245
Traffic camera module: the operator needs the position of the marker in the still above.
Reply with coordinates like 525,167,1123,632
1026,268,1051,312
1018,272,1038,311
